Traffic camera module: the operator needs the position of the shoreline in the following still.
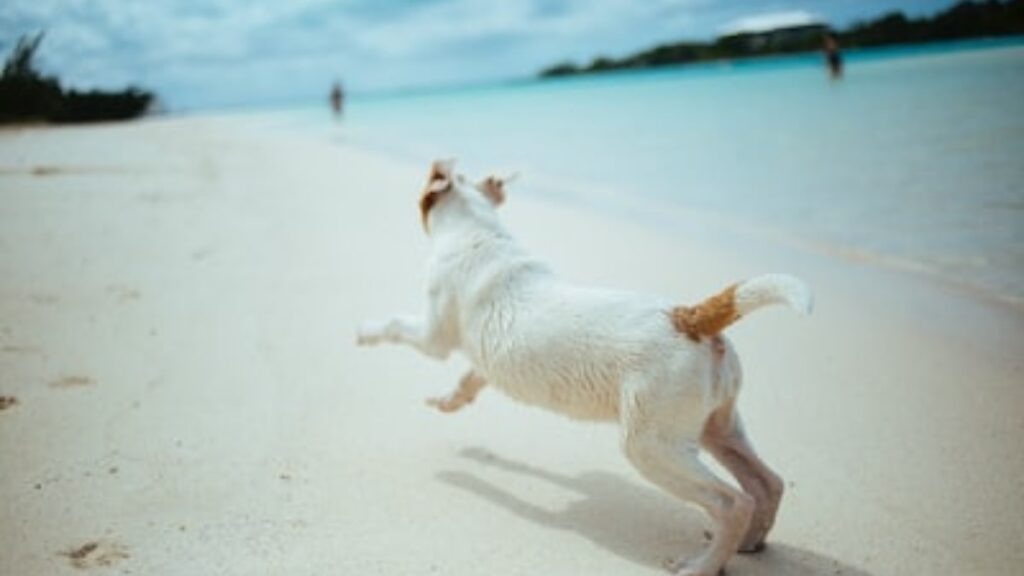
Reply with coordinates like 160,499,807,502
528,170,1024,314
307,119,1024,314
9,115,1021,312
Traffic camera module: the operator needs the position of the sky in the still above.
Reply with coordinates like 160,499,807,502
0,0,956,110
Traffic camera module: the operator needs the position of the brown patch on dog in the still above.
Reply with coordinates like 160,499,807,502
60,540,129,569
475,176,505,206
0,396,17,411
50,375,93,389
419,160,453,231
671,284,740,341
419,189,443,230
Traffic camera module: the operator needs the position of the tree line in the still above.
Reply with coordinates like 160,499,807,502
0,33,154,124
540,0,1024,78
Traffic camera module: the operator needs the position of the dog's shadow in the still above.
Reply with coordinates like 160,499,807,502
438,447,875,575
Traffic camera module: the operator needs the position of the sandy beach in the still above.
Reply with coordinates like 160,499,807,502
1,117,1022,575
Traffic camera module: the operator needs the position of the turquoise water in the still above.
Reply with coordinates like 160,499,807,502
279,38,1024,305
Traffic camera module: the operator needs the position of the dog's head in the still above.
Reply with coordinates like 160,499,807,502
418,159,515,233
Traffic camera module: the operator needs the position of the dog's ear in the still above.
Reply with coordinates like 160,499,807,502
475,172,518,206
427,159,455,193
420,158,457,231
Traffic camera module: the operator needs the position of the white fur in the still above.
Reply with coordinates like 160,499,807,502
357,163,810,576
735,273,813,317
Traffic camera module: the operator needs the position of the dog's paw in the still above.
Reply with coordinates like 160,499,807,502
425,395,461,413
356,320,386,346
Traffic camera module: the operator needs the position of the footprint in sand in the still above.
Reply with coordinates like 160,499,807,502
29,293,59,306
2,344,36,353
50,376,93,389
106,284,141,303
59,540,129,569
190,247,215,262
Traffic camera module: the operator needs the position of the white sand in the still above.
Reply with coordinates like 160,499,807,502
1,117,1022,575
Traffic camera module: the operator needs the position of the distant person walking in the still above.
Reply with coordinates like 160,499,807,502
329,82,344,118
823,32,843,79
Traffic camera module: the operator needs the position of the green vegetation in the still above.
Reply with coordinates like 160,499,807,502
0,33,154,124
540,0,1024,78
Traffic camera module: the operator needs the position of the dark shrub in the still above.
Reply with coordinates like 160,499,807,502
0,32,156,124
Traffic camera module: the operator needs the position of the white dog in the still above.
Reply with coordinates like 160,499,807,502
357,160,812,576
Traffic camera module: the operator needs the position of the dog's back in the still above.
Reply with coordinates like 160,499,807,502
454,262,713,421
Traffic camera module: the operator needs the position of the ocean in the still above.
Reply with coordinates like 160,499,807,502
272,38,1024,306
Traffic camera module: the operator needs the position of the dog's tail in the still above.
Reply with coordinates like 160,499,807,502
671,274,813,341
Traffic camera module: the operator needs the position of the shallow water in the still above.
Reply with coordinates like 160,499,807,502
276,38,1024,305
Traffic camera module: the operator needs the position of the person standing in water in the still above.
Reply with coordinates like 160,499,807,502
329,82,344,118
823,32,843,79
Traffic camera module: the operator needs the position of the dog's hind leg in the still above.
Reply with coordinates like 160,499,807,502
621,403,753,576
700,400,784,553
426,370,486,413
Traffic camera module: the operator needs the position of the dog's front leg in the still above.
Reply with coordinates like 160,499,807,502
426,370,486,413
356,314,452,359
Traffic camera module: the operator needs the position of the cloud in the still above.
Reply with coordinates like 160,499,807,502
0,0,713,107
720,10,822,35
0,0,949,109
